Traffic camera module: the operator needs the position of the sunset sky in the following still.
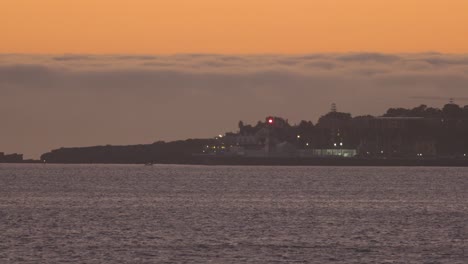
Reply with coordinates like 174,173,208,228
2,1,468,158
2,0,468,54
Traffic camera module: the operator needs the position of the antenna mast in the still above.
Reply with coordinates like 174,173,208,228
331,103,337,113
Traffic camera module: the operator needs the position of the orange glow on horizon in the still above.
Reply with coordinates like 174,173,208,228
2,0,468,54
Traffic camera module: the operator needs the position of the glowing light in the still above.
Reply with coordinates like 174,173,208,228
333,143,337,147
297,135,301,139
268,118,274,124
340,142,343,146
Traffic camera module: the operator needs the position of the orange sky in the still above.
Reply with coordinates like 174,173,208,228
2,0,468,54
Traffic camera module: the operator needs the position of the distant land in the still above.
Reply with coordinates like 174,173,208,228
0,152,25,163
24,102,468,166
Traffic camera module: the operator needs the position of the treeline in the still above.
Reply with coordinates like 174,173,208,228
384,104,468,118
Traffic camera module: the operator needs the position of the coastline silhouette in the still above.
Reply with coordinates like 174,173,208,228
34,103,468,165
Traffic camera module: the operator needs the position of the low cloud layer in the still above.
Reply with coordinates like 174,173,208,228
1,53,468,158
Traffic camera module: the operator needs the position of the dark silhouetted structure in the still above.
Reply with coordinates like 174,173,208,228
0,152,24,163
40,103,468,164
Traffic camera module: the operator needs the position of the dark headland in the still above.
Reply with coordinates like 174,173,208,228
36,103,468,166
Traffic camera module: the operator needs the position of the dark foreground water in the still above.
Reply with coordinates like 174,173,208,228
0,165,467,263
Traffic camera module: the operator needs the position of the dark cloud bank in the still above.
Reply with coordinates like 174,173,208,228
1,53,468,158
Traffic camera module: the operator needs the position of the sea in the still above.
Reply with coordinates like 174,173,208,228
0,164,467,263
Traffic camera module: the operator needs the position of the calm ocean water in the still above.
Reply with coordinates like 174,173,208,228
0,164,467,263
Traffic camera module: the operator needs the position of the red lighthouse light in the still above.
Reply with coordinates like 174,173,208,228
268,118,274,124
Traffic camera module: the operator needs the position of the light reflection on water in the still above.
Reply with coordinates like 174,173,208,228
0,164,467,263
